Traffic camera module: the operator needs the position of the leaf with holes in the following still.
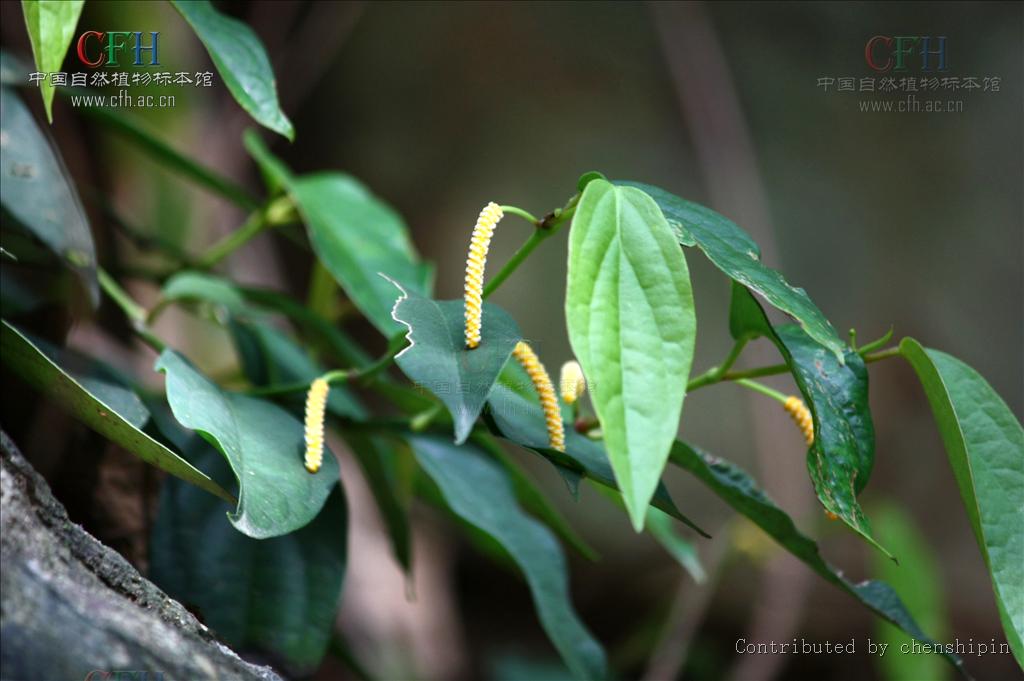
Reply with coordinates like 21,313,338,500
729,284,886,557
566,179,696,530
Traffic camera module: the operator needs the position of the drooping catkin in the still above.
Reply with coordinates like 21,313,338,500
559,360,586,405
464,202,504,349
512,341,565,452
304,378,330,473
783,395,814,446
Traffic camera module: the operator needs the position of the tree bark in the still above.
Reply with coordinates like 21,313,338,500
0,430,283,681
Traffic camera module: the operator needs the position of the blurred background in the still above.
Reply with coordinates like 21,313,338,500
1,2,1020,680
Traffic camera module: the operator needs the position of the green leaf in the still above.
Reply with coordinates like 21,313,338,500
294,175,434,335
171,0,293,140
0,321,231,503
407,435,608,681
486,367,707,537
339,430,414,572
151,441,346,677
161,270,250,316
155,349,338,538
390,281,520,444
230,319,365,420
0,86,97,304
21,0,83,122
730,284,887,558
566,179,696,530
900,338,1024,666
870,503,950,681
620,181,843,360
669,440,965,675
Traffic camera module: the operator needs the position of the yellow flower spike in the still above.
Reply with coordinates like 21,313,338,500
303,377,330,473
512,341,565,452
559,360,586,405
783,395,815,446
464,202,504,349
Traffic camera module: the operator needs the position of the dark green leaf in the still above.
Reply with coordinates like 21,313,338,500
622,181,843,359
155,349,338,538
407,435,608,681
576,170,607,192
0,86,97,304
566,179,697,530
391,281,520,444
870,503,950,681
161,270,249,316
1,321,231,502
487,365,707,537
900,338,1024,666
151,442,346,677
20,0,83,121
171,0,293,140
230,319,365,420
669,440,964,675
730,284,886,558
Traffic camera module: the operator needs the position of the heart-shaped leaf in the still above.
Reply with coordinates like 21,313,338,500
620,181,844,361
151,438,346,677
1,87,97,304
669,440,964,676
900,339,1024,666
407,435,608,681
172,0,294,140
390,280,521,444
1,321,231,502
486,365,707,537
566,179,696,530
21,0,84,121
155,349,338,538
729,284,886,557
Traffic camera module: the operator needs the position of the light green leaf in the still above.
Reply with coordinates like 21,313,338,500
171,0,293,140
566,179,696,530
730,284,887,558
621,181,843,360
391,281,520,443
408,435,608,681
1,321,231,503
900,338,1024,666
487,365,707,537
870,503,950,681
151,440,346,677
21,0,84,122
1,86,97,304
155,349,338,538
669,440,965,675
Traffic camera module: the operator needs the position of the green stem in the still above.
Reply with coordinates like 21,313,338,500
499,205,540,226
196,209,269,269
735,378,788,404
84,107,259,210
98,268,167,352
686,337,749,390
483,229,550,298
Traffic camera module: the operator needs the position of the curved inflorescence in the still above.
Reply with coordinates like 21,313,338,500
783,395,814,446
513,341,565,452
304,377,330,473
559,360,587,405
464,202,504,349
